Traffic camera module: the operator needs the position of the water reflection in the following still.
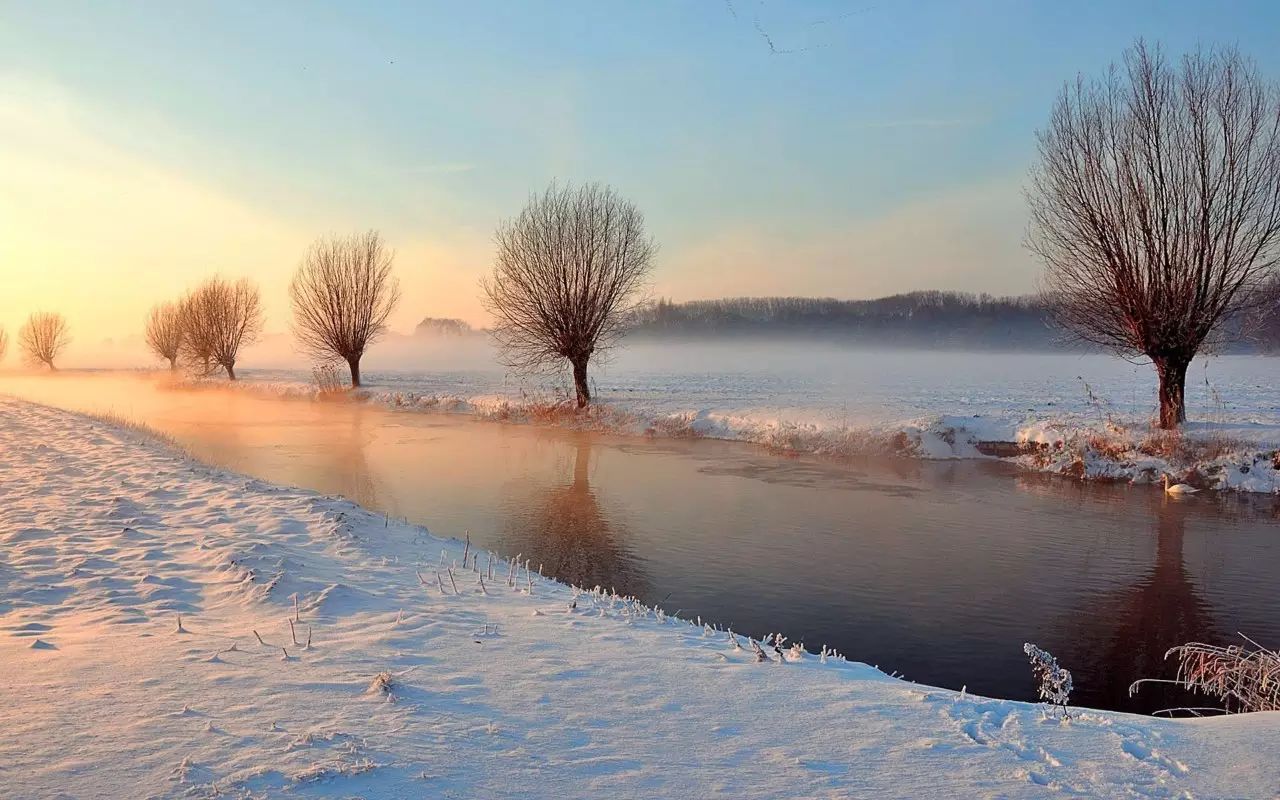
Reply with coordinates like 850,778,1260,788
1059,497,1217,714
313,409,380,510
498,436,650,598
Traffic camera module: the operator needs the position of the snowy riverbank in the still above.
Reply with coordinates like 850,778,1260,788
2,396,1279,798
177,361,1280,494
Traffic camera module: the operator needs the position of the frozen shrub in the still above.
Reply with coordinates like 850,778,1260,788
1024,643,1072,718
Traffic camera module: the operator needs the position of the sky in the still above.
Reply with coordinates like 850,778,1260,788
3,0,1280,349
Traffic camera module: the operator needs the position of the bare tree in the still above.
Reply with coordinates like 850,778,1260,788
144,301,184,370
0,326,7,364
18,312,70,370
482,182,656,407
1028,41,1280,429
290,230,401,388
179,278,263,380
178,292,215,375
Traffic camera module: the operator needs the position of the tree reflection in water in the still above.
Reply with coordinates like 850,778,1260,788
499,435,650,599
316,407,380,511
1059,496,1218,714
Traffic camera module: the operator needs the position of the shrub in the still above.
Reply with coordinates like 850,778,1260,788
1024,642,1073,718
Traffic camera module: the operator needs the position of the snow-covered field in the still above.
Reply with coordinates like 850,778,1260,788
229,343,1280,432
4,396,1280,798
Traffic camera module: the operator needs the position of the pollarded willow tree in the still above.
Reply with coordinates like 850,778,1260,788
483,182,656,408
179,278,263,380
18,312,70,370
290,230,401,388
144,301,185,370
1027,41,1280,429
178,292,214,375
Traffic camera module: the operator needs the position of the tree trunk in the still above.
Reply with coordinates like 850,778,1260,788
347,355,361,388
1154,355,1189,429
571,357,590,408
168,357,178,371
226,362,237,381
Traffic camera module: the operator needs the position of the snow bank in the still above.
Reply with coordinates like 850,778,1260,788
1008,418,1280,492
2,396,1279,798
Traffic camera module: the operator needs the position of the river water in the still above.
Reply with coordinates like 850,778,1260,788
4,371,1279,714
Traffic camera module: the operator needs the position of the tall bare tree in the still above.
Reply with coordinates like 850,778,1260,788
290,230,401,388
1028,41,1280,429
483,182,655,407
18,312,70,370
144,301,185,370
179,278,263,380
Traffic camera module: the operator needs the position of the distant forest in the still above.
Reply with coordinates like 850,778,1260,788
627,291,1280,353
627,292,1066,350
406,292,1280,353
414,317,473,337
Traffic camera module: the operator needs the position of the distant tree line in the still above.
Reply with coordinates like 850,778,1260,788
628,289,1280,355
627,292,1065,349
414,317,473,337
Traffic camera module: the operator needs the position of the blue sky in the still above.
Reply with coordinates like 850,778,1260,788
2,1,1279,334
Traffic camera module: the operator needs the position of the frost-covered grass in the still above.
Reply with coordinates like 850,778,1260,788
5,396,1280,797
1132,636,1280,716
1012,420,1280,492
78,408,192,455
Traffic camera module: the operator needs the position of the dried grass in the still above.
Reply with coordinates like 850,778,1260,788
1086,432,1132,462
85,411,188,455
1135,429,1251,464
311,363,348,397
1130,634,1280,714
